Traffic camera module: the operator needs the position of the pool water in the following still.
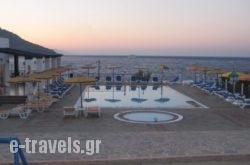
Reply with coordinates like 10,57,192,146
75,85,207,109
124,112,174,122
114,110,183,124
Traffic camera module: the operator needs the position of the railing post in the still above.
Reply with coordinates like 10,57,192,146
0,137,28,165
14,152,19,165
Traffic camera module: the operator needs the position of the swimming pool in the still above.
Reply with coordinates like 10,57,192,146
75,85,208,109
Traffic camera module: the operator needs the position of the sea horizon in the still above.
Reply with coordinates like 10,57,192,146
63,54,250,59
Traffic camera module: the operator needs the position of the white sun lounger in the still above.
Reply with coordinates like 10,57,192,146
240,99,250,109
84,106,101,118
0,106,32,119
63,106,78,118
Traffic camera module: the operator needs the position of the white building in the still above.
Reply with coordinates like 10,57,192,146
0,37,10,93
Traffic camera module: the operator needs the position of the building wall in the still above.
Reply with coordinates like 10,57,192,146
0,37,10,95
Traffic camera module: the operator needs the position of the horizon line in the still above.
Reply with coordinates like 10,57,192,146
62,54,250,58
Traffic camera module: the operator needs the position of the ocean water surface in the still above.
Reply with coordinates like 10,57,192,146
62,55,250,81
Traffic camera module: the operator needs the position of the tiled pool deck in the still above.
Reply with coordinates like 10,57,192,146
1,84,250,164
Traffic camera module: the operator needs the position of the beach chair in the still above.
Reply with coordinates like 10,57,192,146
24,99,52,113
10,105,32,119
116,85,122,91
130,85,137,91
63,106,78,118
106,76,112,83
240,99,250,109
116,75,122,83
0,106,32,119
152,76,159,83
168,76,180,84
95,76,100,81
140,77,148,84
0,110,9,119
94,85,100,90
152,85,159,90
84,106,101,118
130,76,137,84
106,85,112,90
141,85,147,90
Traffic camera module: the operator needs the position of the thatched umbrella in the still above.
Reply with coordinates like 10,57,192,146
64,76,96,108
238,74,250,95
8,76,41,96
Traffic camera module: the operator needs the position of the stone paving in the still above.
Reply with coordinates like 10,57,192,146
1,84,250,164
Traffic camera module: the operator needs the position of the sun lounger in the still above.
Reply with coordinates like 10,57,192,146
0,110,9,119
24,99,53,112
116,85,122,91
130,85,137,91
152,85,159,90
130,76,137,84
106,76,112,83
140,77,148,84
152,76,159,83
168,76,180,84
10,106,32,119
240,99,250,109
63,106,78,118
116,75,122,83
0,106,32,119
84,106,101,118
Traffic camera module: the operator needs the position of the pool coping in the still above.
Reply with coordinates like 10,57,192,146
114,110,183,124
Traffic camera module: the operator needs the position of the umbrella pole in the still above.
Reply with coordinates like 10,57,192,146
161,84,163,98
88,86,89,99
194,72,197,83
138,86,140,98
80,83,83,108
113,68,114,84
233,82,236,94
112,86,114,99
241,82,244,95
225,79,228,91
23,83,25,96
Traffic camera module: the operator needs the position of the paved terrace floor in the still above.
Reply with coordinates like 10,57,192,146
1,84,250,165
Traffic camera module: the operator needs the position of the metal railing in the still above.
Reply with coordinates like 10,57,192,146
0,137,28,165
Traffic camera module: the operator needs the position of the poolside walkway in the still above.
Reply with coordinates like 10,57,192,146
1,84,250,164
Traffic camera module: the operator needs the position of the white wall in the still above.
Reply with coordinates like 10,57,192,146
51,57,56,68
57,57,61,67
0,38,10,81
45,57,51,70
0,37,10,94
36,57,45,72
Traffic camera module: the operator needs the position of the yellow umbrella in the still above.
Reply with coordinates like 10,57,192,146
208,69,226,87
8,76,40,84
208,69,226,74
187,65,202,82
82,64,96,77
221,71,245,78
238,74,250,95
187,65,213,83
64,76,96,108
187,65,202,72
238,74,250,81
8,76,41,95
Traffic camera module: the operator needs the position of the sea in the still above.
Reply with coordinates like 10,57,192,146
61,55,250,82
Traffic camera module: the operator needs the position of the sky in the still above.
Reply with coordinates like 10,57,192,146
1,0,250,56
